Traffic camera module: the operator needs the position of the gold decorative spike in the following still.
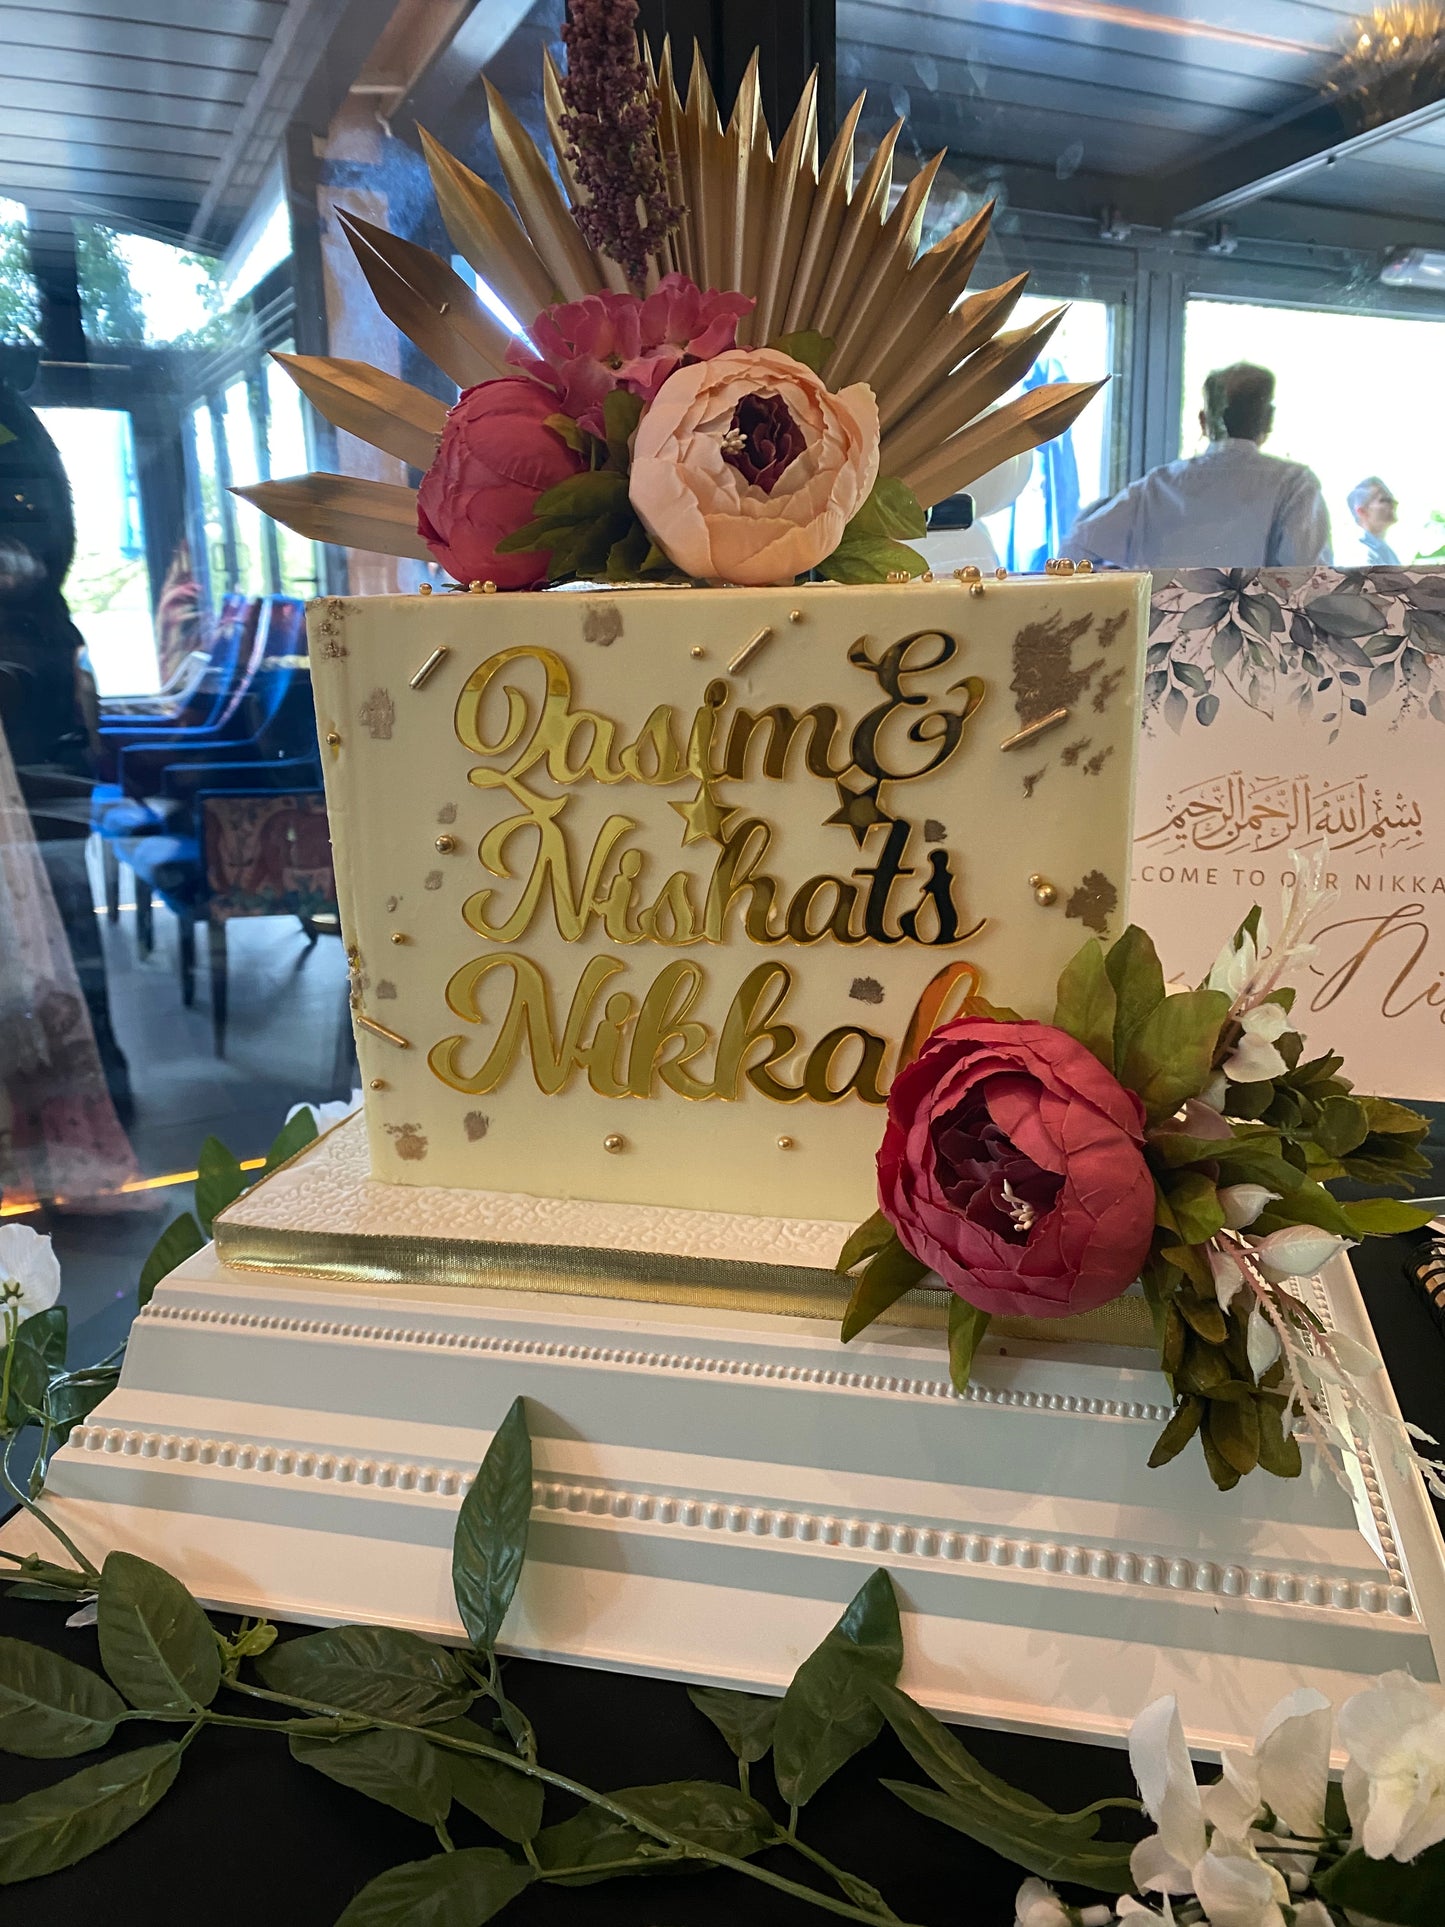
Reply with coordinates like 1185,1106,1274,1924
751,69,819,346
271,354,446,471
338,212,513,389
728,625,774,672
873,272,1030,432
1000,706,1071,751
813,118,902,341
724,52,772,323
482,78,600,301
409,645,449,690
355,1012,411,1048
905,380,1107,510
682,41,728,289
778,90,865,333
232,476,432,562
881,307,1068,477
417,126,556,324
651,37,694,282
826,148,944,384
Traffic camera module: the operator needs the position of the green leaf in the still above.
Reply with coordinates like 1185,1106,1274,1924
335,1849,533,1927
1342,1197,1438,1236
772,1569,902,1808
867,1680,1064,1821
45,1367,121,1445
884,1780,1134,1893
1161,1171,1227,1246
137,1212,205,1308
1317,1840,1445,1925
264,1106,319,1173
292,1726,450,1827
840,1238,928,1343
768,328,836,375
1147,1398,1205,1468
194,1135,248,1234
1103,926,1166,1061
1255,1178,1356,1239
453,1396,532,1652
687,1686,778,1765
542,412,586,454
0,1743,181,1883
258,1625,471,1727
817,531,927,584
1207,1396,1260,1476
1174,1291,1227,1345
848,474,928,542
431,1720,543,1842
1256,1400,1302,1479
836,1209,893,1277
602,387,643,472
1304,592,1388,639
948,1296,990,1394
533,1782,772,1885
1,1316,57,1428
0,1638,125,1758
1052,938,1117,1071
1118,989,1231,1123
96,1552,221,1715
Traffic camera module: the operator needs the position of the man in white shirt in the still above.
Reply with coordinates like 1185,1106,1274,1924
1343,476,1401,567
1061,363,1331,570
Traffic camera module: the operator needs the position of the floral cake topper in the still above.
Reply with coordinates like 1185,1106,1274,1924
239,6,1103,585
839,852,1440,1495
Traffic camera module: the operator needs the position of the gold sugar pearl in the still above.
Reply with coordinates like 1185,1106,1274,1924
788,609,803,623
435,834,458,853
1032,876,1058,906
390,932,407,945
996,567,1008,580
418,583,433,596
886,570,909,584
468,580,482,592
483,580,498,593
369,1078,387,1091
325,730,341,747
690,646,705,658
603,1133,626,1154
1076,559,1094,573
776,1135,795,1150
969,583,986,598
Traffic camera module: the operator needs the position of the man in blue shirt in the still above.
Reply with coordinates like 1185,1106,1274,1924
1343,476,1401,567
1062,363,1332,570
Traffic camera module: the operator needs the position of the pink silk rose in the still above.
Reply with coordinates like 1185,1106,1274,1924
628,347,879,586
507,273,754,437
416,378,584,589
878,1019,1155,1322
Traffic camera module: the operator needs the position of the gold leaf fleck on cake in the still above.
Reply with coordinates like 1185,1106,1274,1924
1083,746,1114,777
849,977,884,1005
1096,610,1128,649
923,818,947,842
436,802,457,824
375,979,397,1000
316,599,348,659
1092,666,1126,714
1021,768,1046,798
424,870,444,891
583,603,622,647
464,1111,489,1142
385,894,400,913
1065,870,1118,935
1010,612,1103,726
1060,737,1091,768
359,688,396,739
386,1122,428,1161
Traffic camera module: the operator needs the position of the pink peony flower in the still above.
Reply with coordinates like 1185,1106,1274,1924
878,1018,1156,1321
416,378,584,590
628,347,879,586
507,274,753,437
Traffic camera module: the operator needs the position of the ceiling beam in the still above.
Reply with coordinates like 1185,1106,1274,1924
1158,92,1445,229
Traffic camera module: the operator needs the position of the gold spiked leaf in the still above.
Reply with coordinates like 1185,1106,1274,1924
271,354,445,471
873,271,1029,432
234,475,430,561
483,77,603,302
417,127,556,325
904,381,1107,508
881,307,1068,476
338,212,512,390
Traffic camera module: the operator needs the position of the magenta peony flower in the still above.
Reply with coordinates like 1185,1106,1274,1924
878,1019,1156,1321
416,378,584,589
507,274,754,438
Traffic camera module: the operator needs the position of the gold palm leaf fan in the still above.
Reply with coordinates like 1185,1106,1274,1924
237,40,1103,559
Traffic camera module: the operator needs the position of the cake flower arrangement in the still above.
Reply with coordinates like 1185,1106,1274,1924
838,853,1440,1494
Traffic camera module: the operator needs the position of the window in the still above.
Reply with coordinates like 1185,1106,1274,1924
76,222,223,348
0,196,40,343
1182,299,1445,565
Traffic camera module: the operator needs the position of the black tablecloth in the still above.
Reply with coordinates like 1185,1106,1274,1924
4,1230,1443,1927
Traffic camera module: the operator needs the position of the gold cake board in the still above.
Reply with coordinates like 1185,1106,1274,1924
214,1114,1155,1350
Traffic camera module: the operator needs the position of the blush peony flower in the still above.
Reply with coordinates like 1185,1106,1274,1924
507,274,753,437
416,378,584,590
877,1018,1155,1321
627,346,879,586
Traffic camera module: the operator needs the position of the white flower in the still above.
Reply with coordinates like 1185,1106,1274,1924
1222,1002,1290,1084
1246,1303,1281,1378
1209,929,1261,1001
1193,1835,1288,1927
1338,1671,1445,1861
1210,1244,1246,1311
1129,1696,1206,1893
1199,1689,1330,1847
1289,1905,1335,1927
0,1224,61,1326
1219,1186,1279,1231
1013,1878,1073,1926
285,1089,363,1135
1248,1225,1350,1283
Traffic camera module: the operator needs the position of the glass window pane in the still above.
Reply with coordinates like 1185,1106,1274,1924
0,195,41,342
264,354,321,596
222,376,268,593
77,222,223,347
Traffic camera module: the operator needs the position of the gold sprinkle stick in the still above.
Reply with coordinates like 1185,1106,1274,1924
409,645,449,690
1000,706,1070,752
728,625,774,673
354,1012,411,1049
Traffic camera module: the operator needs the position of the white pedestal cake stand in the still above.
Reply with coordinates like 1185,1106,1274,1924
4,1130,1443,1758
